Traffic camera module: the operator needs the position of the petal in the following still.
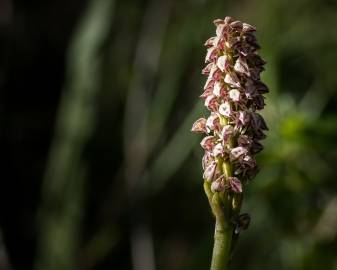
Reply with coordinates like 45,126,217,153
205,47,217,63
221,125,234,142
200,87,213,99
253,95,265,110
228,89,241,102
230,146,248,160
200,136,215,151
204,37,216,47
219,101,231,117
213,19,225,26
204,36,220,48
256,81,269,94
202,63,214,75
216,24,225,37
254,130,267,140
216,55,228,72
230,20,243,30
202,152,213,170
245,166,260,180
234,57,250,76
213,81,223,97
251,141,263,154
224,16,233,25
213,143,223,157
191,118,207,133
208,64,222,81
205,94,218,111
225,36,240,49
251,55,267,66
212,36,220,47
250,68,261,80
242,23,256,32
206,113,220,132
203,76,214,90
208,64,219,79
224,73,241,88
251,113,268,130
245,80,257,99
238,111,250,125
238,135,252,147
242,155,256,168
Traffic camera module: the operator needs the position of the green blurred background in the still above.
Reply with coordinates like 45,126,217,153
1,0,337,269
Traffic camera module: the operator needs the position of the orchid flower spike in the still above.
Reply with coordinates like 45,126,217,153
191,17,269,269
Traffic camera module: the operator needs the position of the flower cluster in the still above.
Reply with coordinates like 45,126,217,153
192,17,268,195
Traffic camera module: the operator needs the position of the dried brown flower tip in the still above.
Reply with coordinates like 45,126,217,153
234,213,251,234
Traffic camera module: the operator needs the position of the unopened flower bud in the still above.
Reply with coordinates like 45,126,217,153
211,178,225,192
228,177,242,193
203,161,218,181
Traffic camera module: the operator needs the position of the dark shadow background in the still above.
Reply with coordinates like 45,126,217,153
1,0,337,269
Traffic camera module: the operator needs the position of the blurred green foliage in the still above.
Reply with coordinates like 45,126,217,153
3,0,337,269
37,0,337,269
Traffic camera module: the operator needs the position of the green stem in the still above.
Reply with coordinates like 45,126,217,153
210,219,233,270
223,161,232,177
208,160,235,270
205,156,239,270
204,182,225,228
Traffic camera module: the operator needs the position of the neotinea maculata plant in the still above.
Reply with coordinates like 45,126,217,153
191,17,269,270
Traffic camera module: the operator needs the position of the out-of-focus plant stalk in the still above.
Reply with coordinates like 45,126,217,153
192,17,269,269
123,1,171,269
35,1,114,270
